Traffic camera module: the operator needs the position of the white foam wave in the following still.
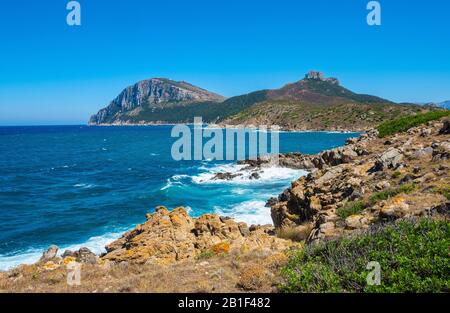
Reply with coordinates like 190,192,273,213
74,183,95,189
192,163,306,185
231,188,246,195
0,249,44,272
172,174,189,181
60,230,126,256
214,200,273,225
0,230,127,271
160,175,187,191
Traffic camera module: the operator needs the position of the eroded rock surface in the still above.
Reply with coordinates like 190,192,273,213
270,119,450,243
102,206,294,265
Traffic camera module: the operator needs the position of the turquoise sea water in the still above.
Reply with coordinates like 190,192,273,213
0,125,358,270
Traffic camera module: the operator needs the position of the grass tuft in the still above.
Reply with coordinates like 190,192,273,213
337,201,366,219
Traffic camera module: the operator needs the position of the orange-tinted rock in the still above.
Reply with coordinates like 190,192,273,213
102,207,294,265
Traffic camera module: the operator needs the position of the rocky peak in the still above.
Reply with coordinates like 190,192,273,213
305,71,325,81
304,71,340,85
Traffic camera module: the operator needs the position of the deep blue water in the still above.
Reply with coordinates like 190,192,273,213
0,125,358,270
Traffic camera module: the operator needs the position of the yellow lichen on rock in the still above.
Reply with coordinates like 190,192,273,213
63,256,76,265
101,207,294,266
211,242,230,255
43,261,60,271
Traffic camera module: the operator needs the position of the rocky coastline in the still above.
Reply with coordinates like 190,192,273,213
1,117,449,292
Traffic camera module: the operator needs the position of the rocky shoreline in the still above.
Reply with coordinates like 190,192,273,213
1,117,449,292
270,118,449,242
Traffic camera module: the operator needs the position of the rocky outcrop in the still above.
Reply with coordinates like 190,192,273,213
439,118,450,134
102,206,294,265
305,71,340,85
40,245,59,262
61,247,98,265
270,118,450,243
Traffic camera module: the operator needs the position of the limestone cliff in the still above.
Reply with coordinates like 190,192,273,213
89,78,225,125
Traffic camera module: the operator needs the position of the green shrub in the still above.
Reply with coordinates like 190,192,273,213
279,219,450,293
196,250,215,260
337,201,366,219
369,189,398,204
368,183,416,205
377,110,450,138
398,183,416,194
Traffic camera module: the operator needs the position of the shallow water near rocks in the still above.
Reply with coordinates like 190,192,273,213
0,125,358,270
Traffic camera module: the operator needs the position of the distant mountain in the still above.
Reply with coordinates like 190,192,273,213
412,101,450,110
222,71,428,131
89,71,437,130
437,101,450,110
89,78,225,125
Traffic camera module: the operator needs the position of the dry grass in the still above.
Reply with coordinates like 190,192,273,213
237,264,267,291
276,224,313,242
0,249,290,293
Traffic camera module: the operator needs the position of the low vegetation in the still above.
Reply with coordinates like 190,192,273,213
337,201,366,219
369,183,416,204
279,218,450,293
337,183,416,219
377,110,450,138
434,183,450,201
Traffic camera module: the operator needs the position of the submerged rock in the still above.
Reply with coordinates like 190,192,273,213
212,172,242,180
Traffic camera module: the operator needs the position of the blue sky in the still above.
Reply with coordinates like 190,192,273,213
0,0,449,125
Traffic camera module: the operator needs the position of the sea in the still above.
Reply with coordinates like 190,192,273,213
0,125,358,270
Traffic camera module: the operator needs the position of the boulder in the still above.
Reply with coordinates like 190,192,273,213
432,142,450,161
411,147,433,159
61,248,97,264
379,196,410,220
345,214,370,230
420,128,432,137
320,147,358,166
40,245,59,261
77,247,98,264
439,119,450,134
373,148,404,171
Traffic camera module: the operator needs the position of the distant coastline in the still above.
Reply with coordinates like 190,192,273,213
88,121,365,133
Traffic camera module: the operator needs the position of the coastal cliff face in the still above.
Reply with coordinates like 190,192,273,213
89,78,225,125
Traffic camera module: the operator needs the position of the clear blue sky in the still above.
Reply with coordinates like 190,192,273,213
0,0,449,125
